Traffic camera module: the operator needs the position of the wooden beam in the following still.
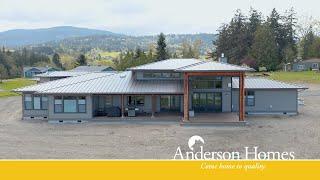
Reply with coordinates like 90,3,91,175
183,72,189,121
121,94,124,118
239,72,245,121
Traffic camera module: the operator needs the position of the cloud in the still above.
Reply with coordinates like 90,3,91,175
0,0,319,35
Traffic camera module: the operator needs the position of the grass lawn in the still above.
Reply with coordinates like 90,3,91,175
99,51,120,58
268,71,320,84
0,78,36,98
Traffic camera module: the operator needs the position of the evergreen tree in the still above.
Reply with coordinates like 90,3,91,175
156,33,169,61
250,24,278,71
76,54,87,66
52,53,63,69
247,8,262,47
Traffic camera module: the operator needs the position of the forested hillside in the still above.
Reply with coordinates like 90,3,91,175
32,33,216,55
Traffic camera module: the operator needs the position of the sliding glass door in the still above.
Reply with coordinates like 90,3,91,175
192,92,222,112
160,95,181,112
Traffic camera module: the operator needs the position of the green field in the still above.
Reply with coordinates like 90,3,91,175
0,78,36,98
268,71,320,84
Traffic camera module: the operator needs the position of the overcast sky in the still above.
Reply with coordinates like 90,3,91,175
0,0,319,35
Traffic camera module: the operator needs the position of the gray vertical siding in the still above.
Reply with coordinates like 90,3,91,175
232,89,298,114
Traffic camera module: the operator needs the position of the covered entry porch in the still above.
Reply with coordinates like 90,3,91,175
92,94,183,119
183,71,245,122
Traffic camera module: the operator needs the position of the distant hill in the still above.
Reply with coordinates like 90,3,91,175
0,26,117,47
0,26,217,55
35,33,217,55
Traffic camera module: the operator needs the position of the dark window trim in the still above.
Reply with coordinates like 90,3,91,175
245,91,255,107
54,96,87,113
24,94,48,110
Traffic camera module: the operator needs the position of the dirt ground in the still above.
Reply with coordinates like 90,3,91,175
0,84,319,159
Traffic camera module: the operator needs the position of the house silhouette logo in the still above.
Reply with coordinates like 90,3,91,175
188,135,204,151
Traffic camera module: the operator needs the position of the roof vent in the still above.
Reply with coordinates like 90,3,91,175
120,74,126,78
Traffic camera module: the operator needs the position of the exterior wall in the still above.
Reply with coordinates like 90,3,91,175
48,95,93,120
21,94,49,119
293,62,320,71
232,89,298,114
24,69,41,78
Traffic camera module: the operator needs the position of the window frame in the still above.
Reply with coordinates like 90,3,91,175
54,96,87,113
24,94,33,110
24,94,48,110
245,91,255,107
312,63,319,69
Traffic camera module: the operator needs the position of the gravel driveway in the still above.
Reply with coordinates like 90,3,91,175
0,84,319,159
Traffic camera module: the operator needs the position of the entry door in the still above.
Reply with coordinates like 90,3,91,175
192,92,222,112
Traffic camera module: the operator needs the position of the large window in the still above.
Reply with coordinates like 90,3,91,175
24,94,48,110
246,91,255,106
33,96,41,110
63,96,77,113
24,95,33,110
127,96,145,106
78,96,86,113
54,96,86,113
54,96,63,113
143,72,181,79
191,76,223,89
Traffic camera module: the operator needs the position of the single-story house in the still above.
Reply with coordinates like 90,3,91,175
292,58,320,71
35,66,116,83
70,65,115,72
23,67,59,78
14,59,307,124
35,71,96,83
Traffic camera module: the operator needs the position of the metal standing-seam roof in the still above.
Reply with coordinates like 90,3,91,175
232,77,308,89
176,61,255,72
128,59,203,71
14,72,116,93
36,71,183,94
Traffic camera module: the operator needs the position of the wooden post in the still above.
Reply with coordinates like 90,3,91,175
239,73,245,121
151,95,156,118
121,94,124,118
183,73,189,121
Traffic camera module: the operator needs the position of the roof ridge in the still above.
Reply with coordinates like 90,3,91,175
127,58,200,70
127,59,173,70
174,60,207,70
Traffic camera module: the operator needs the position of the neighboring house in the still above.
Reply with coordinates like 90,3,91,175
292,59,320,71
14,59,307,124
23,67,58,78
35,71,95,83
35,66,115,83
70,65,115,72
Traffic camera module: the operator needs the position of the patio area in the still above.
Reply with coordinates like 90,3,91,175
186,112,243,125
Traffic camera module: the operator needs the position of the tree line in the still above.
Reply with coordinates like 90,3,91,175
0,48,50,79
113,33,202,71
214,8,320,71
